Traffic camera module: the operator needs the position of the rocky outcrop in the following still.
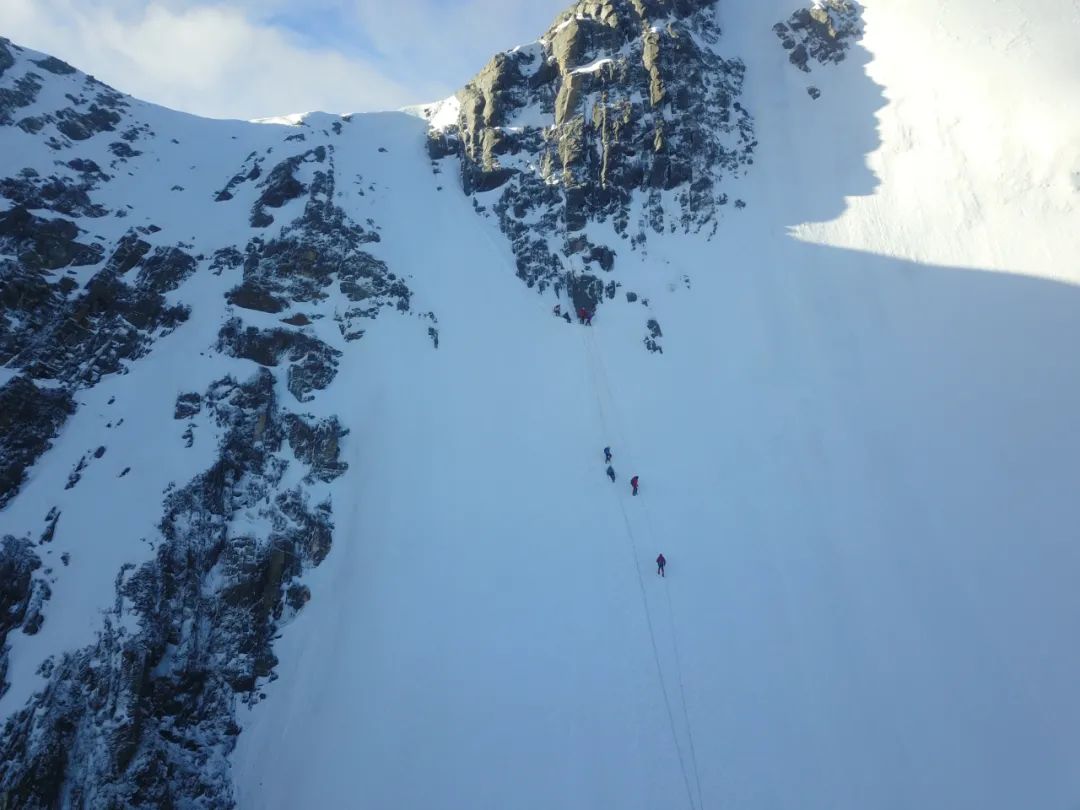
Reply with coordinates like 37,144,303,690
214,153,264,203
0,368,347,809
0,206,104,271
217,318,341,402
249,147,326,227
431,0,755,339
230,151,411,339
0,38,131,149
0,34,432,809
0,537,50,698
0,377,75,508
0,39,15,80
0,162,110,219
773,1,863,73
0,255,192,387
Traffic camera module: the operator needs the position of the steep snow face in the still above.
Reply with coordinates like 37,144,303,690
1,0,1080,808
232,2,1080,810
778,1,1080,278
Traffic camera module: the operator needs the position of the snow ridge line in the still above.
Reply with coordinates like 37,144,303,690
580,327,702,810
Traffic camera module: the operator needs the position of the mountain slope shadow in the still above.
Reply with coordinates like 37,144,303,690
651,3,1080,809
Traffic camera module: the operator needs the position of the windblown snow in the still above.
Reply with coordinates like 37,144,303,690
1,0,1079,809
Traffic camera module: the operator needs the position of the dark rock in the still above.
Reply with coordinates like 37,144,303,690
0,206,105,270
437,0,755,319
32,57,76,76
216,318,341,402
227,282,287,314
174,392,202,420
0,377,74,509
0,73,42,125
0,38,15,80
0,251,191,386
568,273,604,314
644,317,664,353
106,232,152,274
0,366,345,808
0,536,50,695
284,414,348,483
55,102,123,141
774,1,863,73
40,508,60,544
249,147,327,227
134,246,198,294
215,154,263,201
108,141,141,159
65,455,87,489
0,170,108,219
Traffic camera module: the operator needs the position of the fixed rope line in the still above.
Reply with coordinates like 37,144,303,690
641,499,706,810
583,325,709,810
616,496,698,810
664,583,706,810
579,326,698,810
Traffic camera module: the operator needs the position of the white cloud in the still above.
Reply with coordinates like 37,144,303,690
0,0,567,119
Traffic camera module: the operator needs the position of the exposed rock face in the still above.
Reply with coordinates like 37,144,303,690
0,537,50,698
0,206,104,270
217,318,341,402
0,377,75,508
0,239,193,387
431,0,754,322
773,1,864,73
0,34,426,808
0,369,347,809
0,38,132,149
228,149,410,340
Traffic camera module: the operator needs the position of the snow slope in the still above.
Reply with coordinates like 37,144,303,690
1,0,1078,807
0,94,306,713
230,2,1080,809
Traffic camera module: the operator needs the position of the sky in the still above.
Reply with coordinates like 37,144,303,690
0,0,567,120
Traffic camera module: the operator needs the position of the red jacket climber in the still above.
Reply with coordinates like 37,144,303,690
656,554,666,577
631,475,639,496
578,307,587,324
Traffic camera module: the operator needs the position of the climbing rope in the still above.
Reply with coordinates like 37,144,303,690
579,325,706,810
664,583,706,810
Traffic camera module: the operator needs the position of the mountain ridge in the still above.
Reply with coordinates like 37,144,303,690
1,0,1079,807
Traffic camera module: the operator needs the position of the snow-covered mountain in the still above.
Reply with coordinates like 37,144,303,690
1,0,1079,807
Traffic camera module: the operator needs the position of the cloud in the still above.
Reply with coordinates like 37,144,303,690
0,0,567,120
343,0,567,101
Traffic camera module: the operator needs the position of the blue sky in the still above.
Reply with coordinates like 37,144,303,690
0,0,567,119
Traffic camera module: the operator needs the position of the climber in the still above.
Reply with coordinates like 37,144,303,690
553,303,561,318
656,553,666,577
631,475,639,496
578,306,588,324
606,465,616,482
604,446,612,464
585,309,593,326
